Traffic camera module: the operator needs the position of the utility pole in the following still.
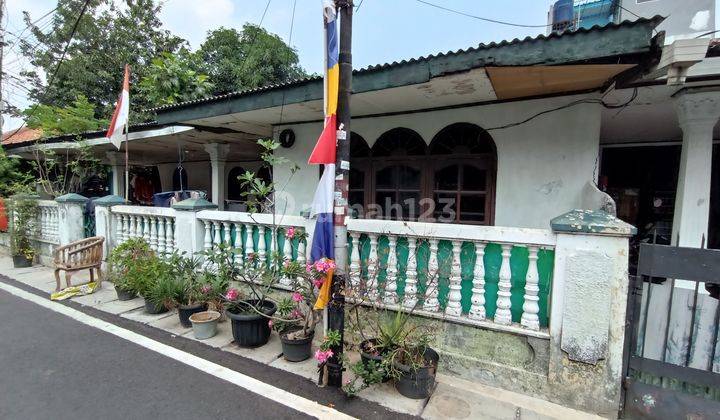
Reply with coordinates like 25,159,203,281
328,0,352,388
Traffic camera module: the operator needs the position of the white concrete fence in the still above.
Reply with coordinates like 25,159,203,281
15,195,636,414
35,200,60,245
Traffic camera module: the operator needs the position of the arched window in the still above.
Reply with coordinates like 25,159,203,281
348,124,496,224
430,123,496,224
348,133,370,217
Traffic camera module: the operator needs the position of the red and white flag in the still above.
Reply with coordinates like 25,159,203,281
106,64,130,150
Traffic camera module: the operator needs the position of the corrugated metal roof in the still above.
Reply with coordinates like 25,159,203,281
149,16,664,113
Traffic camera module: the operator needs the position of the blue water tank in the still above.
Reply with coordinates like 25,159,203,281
552,0,574,24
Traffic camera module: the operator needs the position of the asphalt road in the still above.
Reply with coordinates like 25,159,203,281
0,287,317,420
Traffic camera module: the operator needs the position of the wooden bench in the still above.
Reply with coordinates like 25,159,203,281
53,236,105,291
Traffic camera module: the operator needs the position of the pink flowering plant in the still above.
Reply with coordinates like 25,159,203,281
269,260,323,340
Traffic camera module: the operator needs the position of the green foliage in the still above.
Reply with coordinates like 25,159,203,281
107,238,156,295
199,25,307,95
19,0,185,121
30,138,105,198
0,147,33,197
8,196,39,260
138,51,214,106
238,138,299,212
23,95,107,136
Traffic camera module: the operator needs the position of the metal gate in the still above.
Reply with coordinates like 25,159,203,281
622,243,720,419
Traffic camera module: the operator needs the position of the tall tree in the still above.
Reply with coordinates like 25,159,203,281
199,25,307,95
20,0,185,121
138,50,214,106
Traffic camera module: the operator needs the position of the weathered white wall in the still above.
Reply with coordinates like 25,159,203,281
274,93,602,228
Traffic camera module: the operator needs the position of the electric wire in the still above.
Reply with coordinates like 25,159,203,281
485,88,638,132
278,0,297,125
414,0,551,28
5,0,92,142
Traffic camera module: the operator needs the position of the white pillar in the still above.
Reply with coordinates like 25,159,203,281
203,143,230,211
55,193,88,245
106,152,126,198
672,90,720,247
172,198,218,257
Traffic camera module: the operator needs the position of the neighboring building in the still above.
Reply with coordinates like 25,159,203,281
619,0,716,42
548,0,619,34
1,127,42,146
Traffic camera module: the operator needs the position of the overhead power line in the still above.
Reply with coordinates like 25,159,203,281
414,0,551,28
5,5,58,43
5,0,92,142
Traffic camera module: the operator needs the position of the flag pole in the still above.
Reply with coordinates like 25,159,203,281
327,0,352,388
124,122,129,201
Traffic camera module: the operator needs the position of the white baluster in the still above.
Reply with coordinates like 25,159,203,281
403,237,418,310
157,216,167,255
495,244,513,325
521,246,541,330
222,222,232,248
469,241,486,320
257,225,267,267
142,216,151,243
424,238,440,312
212,221,222,253
244,224,254,266
132,215,140,239
40,207,47,238
165,219,175,253
445,240,463,317
367,233,379,300
149,217,158,251
283,227,292,262
203,220,212,252
232,222,242,265
118,215,126,242
384,235,398,304
349,232,361,292
115,214,124,244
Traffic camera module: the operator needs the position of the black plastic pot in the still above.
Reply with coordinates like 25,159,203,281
144,298,169,315
280,330,314,362
226,300,277,348
12,255,32,268
178,303,208,328
394,347,439,399
360,338,392,383
114,285,136,301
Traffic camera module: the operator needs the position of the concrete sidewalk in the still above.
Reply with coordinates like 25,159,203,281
0,257,603,420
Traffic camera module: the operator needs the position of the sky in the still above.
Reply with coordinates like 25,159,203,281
2,0,554,131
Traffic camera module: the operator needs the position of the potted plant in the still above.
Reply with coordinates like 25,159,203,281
9,195,38,268
143,266,177,314
166,253,207,328
215,244,280,348
107,238,154,301
269,259,328,362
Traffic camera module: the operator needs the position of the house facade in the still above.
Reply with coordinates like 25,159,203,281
4,16,720,416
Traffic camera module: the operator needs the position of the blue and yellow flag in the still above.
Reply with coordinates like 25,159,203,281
308,0,339,310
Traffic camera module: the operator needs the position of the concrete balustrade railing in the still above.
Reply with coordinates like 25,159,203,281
35,200,59,244
111,205,177,256
346,219,557,336
89,201,636,414
196,210,308,287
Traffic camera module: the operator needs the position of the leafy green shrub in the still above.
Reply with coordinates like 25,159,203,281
9,195,39,261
